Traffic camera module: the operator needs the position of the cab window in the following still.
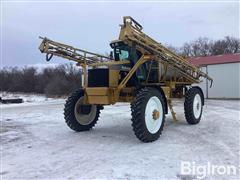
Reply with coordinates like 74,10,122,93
116,49,129,61
115,47,129,61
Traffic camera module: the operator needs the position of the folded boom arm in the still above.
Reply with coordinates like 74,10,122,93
39,37,113,65
119,16,213,87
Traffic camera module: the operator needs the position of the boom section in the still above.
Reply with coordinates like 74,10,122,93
118,16,212,85
39,37,113,65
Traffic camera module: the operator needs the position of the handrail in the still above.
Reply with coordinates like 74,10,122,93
123,16,143,31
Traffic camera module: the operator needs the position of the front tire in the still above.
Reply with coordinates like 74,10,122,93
64,89,102,132
131,87,166,142
184,87,203,125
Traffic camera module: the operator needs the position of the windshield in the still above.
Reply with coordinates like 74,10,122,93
115,49,129,60
114,46,130,61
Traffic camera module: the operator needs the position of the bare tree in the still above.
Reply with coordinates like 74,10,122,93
181,43,192,57
211,36,240,55
0,64,82,96
170,36,240,57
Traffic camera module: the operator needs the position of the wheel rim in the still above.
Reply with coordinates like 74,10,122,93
74,97,97,125
193,94,202,119
145,96,163,134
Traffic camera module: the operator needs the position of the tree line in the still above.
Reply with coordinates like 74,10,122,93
167,36,240,57
0,64,82,96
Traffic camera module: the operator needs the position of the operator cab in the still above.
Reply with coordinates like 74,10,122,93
110,40,149,85
110,40,158,84
110,40,130,62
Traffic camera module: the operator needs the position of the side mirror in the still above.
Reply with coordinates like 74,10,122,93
110,51,113,59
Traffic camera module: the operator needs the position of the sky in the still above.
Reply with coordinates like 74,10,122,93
1,1,239,67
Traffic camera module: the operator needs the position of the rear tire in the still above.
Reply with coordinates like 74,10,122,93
131,87,166,142
64,89,103,132
184,87,203,125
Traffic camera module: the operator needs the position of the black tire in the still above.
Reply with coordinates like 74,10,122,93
64,89,102,132
131,87,166,142
184,87,203,125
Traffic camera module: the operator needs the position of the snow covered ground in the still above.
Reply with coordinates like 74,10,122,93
1,92,62,106
1,98,240,179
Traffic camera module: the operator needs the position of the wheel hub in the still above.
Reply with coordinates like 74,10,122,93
145,96,163,134
152,109,160,120
197,103,199,110
74,97,97,125
193,94,202,119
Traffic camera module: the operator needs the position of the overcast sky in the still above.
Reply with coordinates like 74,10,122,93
1,1,239,67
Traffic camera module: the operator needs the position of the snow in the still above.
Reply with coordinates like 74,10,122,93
1,98,240,179
0,92,63,108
